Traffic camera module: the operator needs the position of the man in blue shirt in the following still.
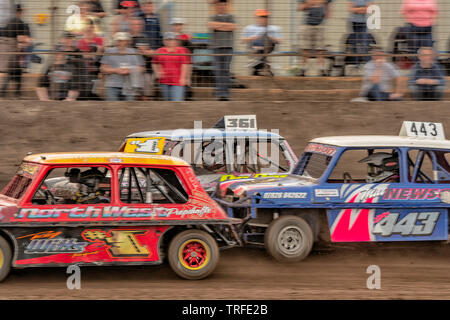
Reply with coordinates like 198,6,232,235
242,9,281,76
409,47,445,101
348,0,373,33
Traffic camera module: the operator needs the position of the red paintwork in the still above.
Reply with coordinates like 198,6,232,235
0,163,229,224
0,161,230,267
14,226,170,266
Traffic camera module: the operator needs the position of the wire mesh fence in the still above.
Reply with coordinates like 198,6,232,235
0,0,449,101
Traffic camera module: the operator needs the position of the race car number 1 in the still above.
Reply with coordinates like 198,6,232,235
400,121,445,140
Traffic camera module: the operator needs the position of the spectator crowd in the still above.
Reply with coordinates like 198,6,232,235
0,0,448,102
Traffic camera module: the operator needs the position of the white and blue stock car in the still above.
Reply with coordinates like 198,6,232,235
215,121,450,262
119,115,298,193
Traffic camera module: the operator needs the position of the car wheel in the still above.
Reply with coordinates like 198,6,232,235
0,236,12,282
168,229,219,280
265,215,313,262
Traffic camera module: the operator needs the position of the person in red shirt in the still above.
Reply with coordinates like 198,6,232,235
152,32,191,101
76,20,104,52
169,17,193,100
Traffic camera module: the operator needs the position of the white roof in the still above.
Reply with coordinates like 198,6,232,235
310,135,450,150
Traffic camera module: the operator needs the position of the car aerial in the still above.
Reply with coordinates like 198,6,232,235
118,115,298,193
0,152,241,281
215,122,450,263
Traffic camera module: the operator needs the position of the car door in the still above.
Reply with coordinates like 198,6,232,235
319,147,406,242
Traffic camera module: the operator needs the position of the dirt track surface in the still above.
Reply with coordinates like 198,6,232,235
0,100,449,299
0,244,449,300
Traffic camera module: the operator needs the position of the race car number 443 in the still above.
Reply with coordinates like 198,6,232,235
373,211,440,237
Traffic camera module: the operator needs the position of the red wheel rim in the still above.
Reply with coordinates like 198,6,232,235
179,239,209,270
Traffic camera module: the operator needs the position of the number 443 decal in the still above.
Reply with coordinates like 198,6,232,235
373,211,441,237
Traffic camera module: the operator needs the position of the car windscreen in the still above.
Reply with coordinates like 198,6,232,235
1,162,41,200
164,138,289,175
291,144,337,179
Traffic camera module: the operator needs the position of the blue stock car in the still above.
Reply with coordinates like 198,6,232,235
215,134,450,262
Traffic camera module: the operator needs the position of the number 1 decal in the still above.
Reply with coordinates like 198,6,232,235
82,229,151,257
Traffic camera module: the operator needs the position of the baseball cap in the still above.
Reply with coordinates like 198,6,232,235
163,32,178,40
113,32,132,41
255,9,270,17
170,18,185,25
121,1,138,8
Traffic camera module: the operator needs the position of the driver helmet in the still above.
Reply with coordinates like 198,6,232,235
359,152,399,183
79,167,106,189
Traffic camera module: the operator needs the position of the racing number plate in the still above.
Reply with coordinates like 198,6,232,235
124,137,166,155
327,208,448,242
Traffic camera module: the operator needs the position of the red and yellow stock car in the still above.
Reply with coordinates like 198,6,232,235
0,152,238,280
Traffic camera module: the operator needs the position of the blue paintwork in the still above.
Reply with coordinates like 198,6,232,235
218,143,450,242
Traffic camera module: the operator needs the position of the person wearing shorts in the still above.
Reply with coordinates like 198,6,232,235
297,0,332,76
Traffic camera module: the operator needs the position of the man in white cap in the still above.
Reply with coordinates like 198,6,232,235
170,18,192,51
100,32,145,101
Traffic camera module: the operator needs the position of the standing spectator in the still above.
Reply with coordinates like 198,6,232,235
348,0,372,33
0,0,15,98
401,0,438,54
347,0,374,68
35,32,84,101
0,4,32,98
129,17,154,99
141,1,162,51
242,9,281,76
76,20,104,100
297,0,331,77
152,32,191,102
409,47,445,101
111,0,138,34
356,46,404,101
100,32,145,101
208,0,237,101
141,1,163,98
76,20,104,53
170,18,194,99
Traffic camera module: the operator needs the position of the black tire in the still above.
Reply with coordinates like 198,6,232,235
264,215,314,263
0,235,12,282
168,229,219,280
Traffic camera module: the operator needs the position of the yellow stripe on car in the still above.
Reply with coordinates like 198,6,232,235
23,152,188,166
0,250,3,269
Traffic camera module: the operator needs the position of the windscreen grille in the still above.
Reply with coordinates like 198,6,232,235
1,175,32,199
